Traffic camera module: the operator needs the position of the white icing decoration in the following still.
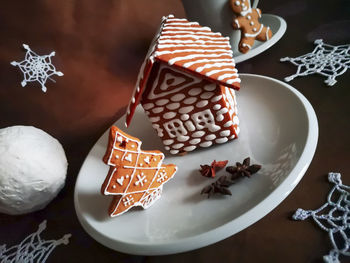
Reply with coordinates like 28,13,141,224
149,116,160,122
192,131,205,137
216,137,228,144
152,107,164,113
233,115,240,125
205,134,216,140
123,195,134,206
183,58,234,68
183,97,197,104
163,139,174,145
179,106,194,114
156,99,169,106
191,109,220,132
204,84,217,91
250,21,254,26
220,130,231,137
172,143,184,149
200,141,213,147
166,102,180,110
124,153,132,162
152,124,164,137
235,126,240,134
181,114,189,121
211,95,222,102
213,104,221,110
170,149,179,154
245,24,263,37
117,176,124,186
216,108,228,121
216,115,224,121
112,185,116,189
135,173,147,187
178,135,190,142
185,120,196,131
196,100,209,108
184,145,196,151
143,103,154,110
229,134,236,139
148,64,199,100
188,88,201,96
144,156,150,164
164,119,188,138
189,138,201,144
165,146,170,150
224,121,233,127
156,171,168,183
217,107,229,115
163,112,176,119
200,92,215,99
156,48,232,56
247,15,251,19
218,73,239,81
171,93,186,101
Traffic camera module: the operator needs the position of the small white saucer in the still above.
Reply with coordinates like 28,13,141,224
74,74,318,256
233,14,287,63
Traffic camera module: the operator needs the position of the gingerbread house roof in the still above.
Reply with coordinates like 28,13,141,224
125,14,241,127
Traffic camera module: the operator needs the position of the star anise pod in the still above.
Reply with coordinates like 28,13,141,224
199,160,228,178
200,175,233,198
226,157,261,180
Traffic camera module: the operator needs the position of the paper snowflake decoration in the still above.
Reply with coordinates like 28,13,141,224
0,220,71,262
281,39,350,86
293,173,350,263
11,44,64,92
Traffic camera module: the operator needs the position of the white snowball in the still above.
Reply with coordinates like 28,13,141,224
0,126,68,215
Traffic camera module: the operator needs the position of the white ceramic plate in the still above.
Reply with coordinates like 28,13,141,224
74,74,318,255
233,14,287,63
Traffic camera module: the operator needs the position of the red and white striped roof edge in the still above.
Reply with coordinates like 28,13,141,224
125,14,241,127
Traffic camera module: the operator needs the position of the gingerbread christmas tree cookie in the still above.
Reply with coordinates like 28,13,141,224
102,126,177,217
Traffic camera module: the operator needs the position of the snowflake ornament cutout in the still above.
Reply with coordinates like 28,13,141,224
293,173,350,263
0,220,71,262
11,44,64,92
281,39,350,86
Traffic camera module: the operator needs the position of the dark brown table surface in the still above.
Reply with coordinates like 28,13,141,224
1,0,349,262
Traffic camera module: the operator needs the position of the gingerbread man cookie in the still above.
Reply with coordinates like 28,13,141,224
231,0,273,53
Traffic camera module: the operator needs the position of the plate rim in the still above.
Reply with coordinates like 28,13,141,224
74,73,318,255
234,14,287,64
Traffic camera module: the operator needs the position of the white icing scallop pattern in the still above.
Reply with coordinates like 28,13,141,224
188,88,202,96
166,103,180,110
156,99,169,106
152,107,164,114
183,97,197,104
171,93,186,102
179,106,194,114
200,92,214,99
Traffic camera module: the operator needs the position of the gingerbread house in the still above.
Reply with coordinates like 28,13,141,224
126,15,241,155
